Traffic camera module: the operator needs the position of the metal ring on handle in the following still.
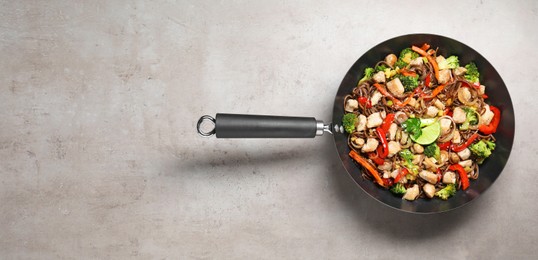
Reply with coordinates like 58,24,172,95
197,115,216,137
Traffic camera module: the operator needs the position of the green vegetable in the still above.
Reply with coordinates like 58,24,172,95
469,140,496,164
459,107,479,130
342,113,358,134
396,74,419,92
375,64,388,72
399,149,419,175
435,184,457,200
359,67,375,83
390,183,406,195
401,118,422,140
464,62,480,83
394,48,419,68
424,143,440,160
438,55,460,70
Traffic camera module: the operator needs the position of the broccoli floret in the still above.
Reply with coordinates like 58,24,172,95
397,75,419,92
375,64,387,72
469,140,496,163
435,184,457,200
459,107,478,130
359,67,375,83
438,55,460,70
424,143,440,160
399,149,419,175
390,183,406,195
342,113,358,134
464,62,480,83
394,59,407,69
394,48,419,69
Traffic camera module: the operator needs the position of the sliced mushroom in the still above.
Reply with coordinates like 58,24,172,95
403,184,420,201
385,54,397,67
449,152,460,164
412,154,424,165
439,118,452,135
350,134,365,149
394,111,409,124
423,183,436,198
419,170,438,184
412,143,424,154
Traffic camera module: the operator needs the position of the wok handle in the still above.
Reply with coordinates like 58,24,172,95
197,114,340,138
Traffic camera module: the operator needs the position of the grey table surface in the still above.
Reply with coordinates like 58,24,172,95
1,0,537,259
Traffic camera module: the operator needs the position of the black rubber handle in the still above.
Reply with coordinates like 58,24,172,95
215,113,318,138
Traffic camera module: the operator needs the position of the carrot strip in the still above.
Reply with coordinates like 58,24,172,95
412,45,440,82
349,150,385,187
422,84,446,99
420,43,431,51
373,83,403,107
400,69,417,77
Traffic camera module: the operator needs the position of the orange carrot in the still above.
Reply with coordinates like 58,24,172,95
349,150,385,187
412,45,440,82
400,69,417,77
422,84,446,99
373,83,403,107
420,43,431,51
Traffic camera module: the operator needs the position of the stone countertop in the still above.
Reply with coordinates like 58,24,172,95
1,1,537,259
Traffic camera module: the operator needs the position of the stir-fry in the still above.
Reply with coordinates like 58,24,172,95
343,43,500,201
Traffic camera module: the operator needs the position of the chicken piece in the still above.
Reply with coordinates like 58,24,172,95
481,105,494,125
366,112,383,128
378,161,392,171
370,91,383,106
387,78,405,96
344,99,359,112
435,55,446,65
439,118,452,135
351,137,365,148
385,54,397,67
419,170,438,184
409,57,423,66
387,141,401,157
452,107,467,123
479,84,486,95
412,154,424,165
372,71,386,83
408,97,417,108
423,183,436,198
356,114,367,132
388,123,397,141
426,106,439,118
403,184,420,201
457,148,471,160
443,171,457,184
438,69,451,84
413,143,424,154
454,66,467,76
458,159,473,168
434,99,445,110
452,130,461,144
458,87,472,104
361,138,379,153
390,169,400,179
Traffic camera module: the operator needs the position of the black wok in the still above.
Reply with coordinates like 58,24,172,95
197,34,515,213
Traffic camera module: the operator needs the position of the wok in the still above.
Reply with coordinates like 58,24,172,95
196,34,515,213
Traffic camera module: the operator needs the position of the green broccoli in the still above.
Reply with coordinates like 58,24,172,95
375,64,387,72
438,55,460,70
390,183,407,195
359,67,375,83
435,184,457,200
399,149,419,175
464,62,480,83
342,113,358,134
469,140,496,164
459,107,479,130
424,143,440,160
394,48,419,68
396,74,419,92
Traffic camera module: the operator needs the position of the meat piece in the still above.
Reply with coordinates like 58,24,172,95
458,159,473,168
403,184,420,201
387,78,405,96
361,138,379,153
426,106,439,118
438,69,451,84
388,123,397,141
408,97,417,108
409,57,423,66
387,141,401,157
452,130,461,144
344,99,359,112
452,107,467,123
423,183,436,198
481,105,494,125
412,154,424,165
378,161,392,171
443,171,456,184
351,137,365,148
419,170,438,184
373,71,386,83
435,55,446,65
454,66,467,76
434,99,445,110
439,118,452,135
370,91,383,106
385,54,397,67
479,84,486,95
458,87,472,104
366,112,383,128
457,148,471,160
390,169,400,179
356,114,367,132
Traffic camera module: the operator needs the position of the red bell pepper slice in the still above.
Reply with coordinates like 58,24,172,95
368,152,385,165
478,106,500,135
380,113,395,133
451,133,479,152
393,168,409,183
358,97,372,108
449,164,469,190
424,73,432,87
376,127,389,158
438,141,451,151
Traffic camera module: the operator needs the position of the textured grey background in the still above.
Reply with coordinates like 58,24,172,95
1,0,537,259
